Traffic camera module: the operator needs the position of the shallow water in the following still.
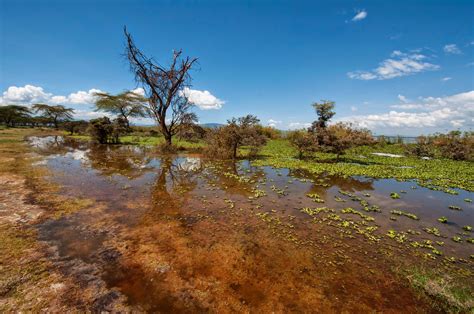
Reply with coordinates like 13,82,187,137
29,136,473,311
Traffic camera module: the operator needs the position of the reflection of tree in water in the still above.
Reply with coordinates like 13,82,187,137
29,135,85,156
289,169,374,199
150,156,202,216
86,144,153,178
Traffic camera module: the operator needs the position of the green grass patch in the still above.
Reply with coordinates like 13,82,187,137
403,267,473,312
253,140,474,191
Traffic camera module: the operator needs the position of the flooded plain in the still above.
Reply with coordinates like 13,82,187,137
28,136,473,312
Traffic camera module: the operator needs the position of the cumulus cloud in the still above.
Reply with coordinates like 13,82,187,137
347,50,440,80
288,122,311,130
441,77,452,81
443,44,461,55
130,87,145,97
339,90,474,131
0,84,103,106
180,87,224,110
267,119,282,127
0,85,52,104
352,10,367,22
64,89,103,104
397,94,408,103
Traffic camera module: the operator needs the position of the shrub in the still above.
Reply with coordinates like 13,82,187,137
259,126,282,139
405,131,473,161
318,123,375,160
87,116,128,144
177,124,206,142
204,115,266,159
407,136,435,158
288,130,318,159
63,120,89,135
436,132,473,161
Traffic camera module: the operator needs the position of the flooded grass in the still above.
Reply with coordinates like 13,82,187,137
1,129,473,312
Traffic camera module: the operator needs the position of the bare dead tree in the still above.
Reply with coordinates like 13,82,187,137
124,26,198,146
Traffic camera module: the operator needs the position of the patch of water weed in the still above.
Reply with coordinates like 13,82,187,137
390,209,419,220
254,140,474,191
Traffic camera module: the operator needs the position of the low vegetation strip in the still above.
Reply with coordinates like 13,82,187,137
254,139,474,192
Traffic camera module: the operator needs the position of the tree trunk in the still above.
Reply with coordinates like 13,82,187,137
164,132,172,146
232,143,238,159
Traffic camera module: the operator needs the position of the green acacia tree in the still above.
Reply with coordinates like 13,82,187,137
93,91,148,129
32,104,74,129
0,105,31,127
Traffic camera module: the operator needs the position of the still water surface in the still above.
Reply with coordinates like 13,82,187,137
28,136,473,312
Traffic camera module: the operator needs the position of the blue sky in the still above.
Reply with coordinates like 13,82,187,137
1,0,473,135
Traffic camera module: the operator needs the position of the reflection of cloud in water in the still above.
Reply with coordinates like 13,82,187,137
64,149,90,163
32,148,90,166
32,159,48,166
28,136,64,149
177,157,201,172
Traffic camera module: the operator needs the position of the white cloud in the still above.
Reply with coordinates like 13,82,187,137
347,50,440,80
443,44,461,55
350,106,358,112
398,94,408,103
64,89,103,105
288,122,311,130
450,119,464,128
352,10,367,22
180,87,224,110
0,84,103,106
441,77,452,81
339,90,474,131
0,85,52,105
267,119,282,127
130,87,145,97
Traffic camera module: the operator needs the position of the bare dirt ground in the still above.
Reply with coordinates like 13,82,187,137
0,173,132,312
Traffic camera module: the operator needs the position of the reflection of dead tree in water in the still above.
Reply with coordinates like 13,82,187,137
151,157,201,216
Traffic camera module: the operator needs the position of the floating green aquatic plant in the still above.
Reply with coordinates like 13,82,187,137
424,227,441,237
437,216,448,223
464,198,472,203
448,205,462,211
451,236,462,243
390,192,400,199
390,209,419,220
341,207,374,221
462,225,472,232
306,193,324,203
386,229,406,243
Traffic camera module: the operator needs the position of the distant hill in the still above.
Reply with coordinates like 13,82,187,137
200,123,224,129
